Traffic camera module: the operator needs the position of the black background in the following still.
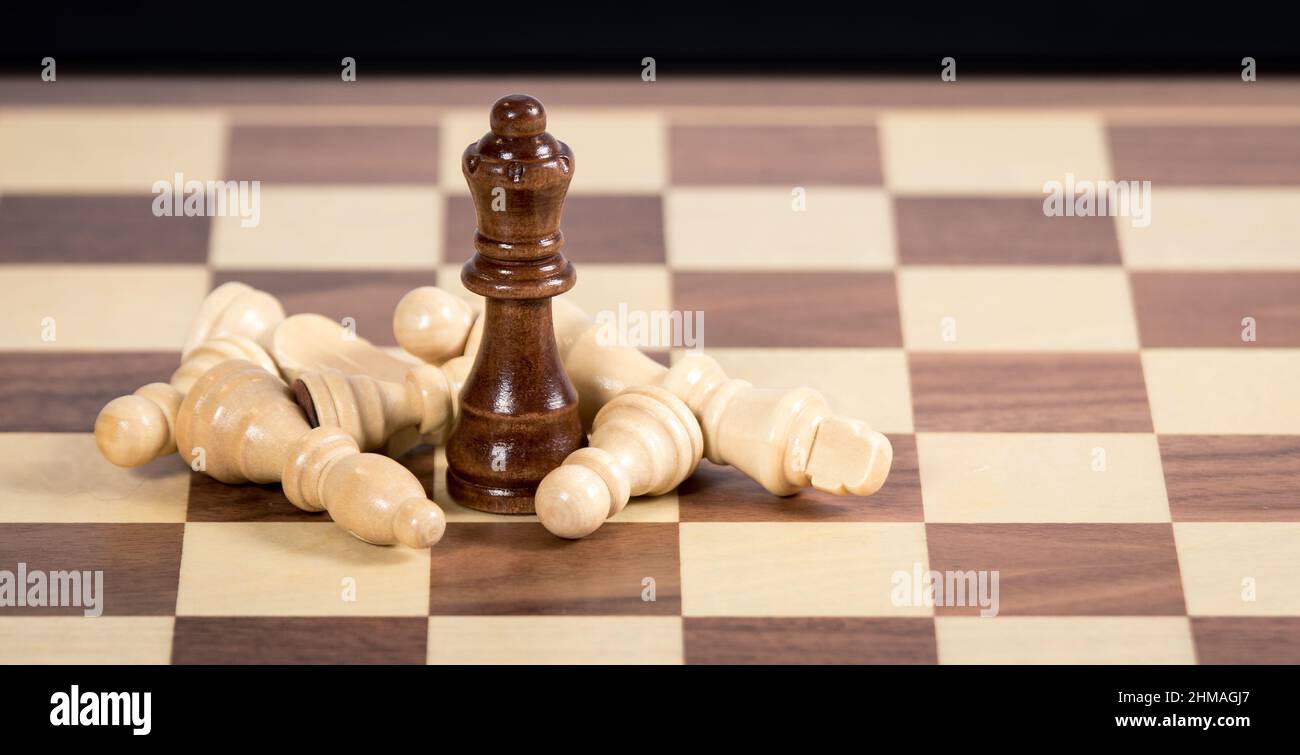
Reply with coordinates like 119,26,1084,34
0,664,1288,743
3,3,1299,74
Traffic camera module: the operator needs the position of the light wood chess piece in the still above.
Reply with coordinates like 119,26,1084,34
270,313,420,383
270,313,442,455
536,386,702,539
393,286,477,366
95,282,285,468
294,356,474,451
394,293,893,498
175,359,447,548
181,281,285,359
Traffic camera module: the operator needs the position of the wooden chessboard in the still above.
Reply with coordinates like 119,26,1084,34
1,76,1298,665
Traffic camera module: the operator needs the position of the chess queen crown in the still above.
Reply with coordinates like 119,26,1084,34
461,94,577,299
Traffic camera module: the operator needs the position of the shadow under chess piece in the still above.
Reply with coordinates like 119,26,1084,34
175,360,447,548
536,386,702,539
444,94,585,514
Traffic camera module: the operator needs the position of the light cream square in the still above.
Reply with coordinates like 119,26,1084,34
1175,523,1300,616
917,433,1170,523
427,616,682,664
935,617,1195,664
897,267,1139,351
1142,349,1300,434
0,434,189,523
1119,189,1300,269
880,111,1112,195
665,187,895,269
176,523,431,616
564,264,671,317
0,109,225,193
0,265,209,350
0,617,175,664
210,185,441,269
679,522,931,616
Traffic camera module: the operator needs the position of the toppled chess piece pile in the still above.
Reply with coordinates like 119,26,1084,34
93,94,894,548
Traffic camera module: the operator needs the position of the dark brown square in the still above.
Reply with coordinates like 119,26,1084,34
209,270,434,346
925,523,1186,616
1131,272,1300,347
672,271,901,347
908,353,1153,433
226,126,439,183
185,473,326,523
1160,436,1300,522
0,352,179,432
444,195,665,264
684,617,937,664
678,435,921,522
670,126,882,185
0,196,211,264
1192,618,1300,664
1109,126,1300,185
894,197,1121,265
172,617,428,664
428,523,680,615
0,524,183,615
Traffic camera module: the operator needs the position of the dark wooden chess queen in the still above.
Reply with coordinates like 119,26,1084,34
446,94,585,513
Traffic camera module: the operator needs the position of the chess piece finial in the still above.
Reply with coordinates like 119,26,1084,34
175,360,447,548
294,355,474,451
392,287,477,365
444,94,585,514
536,386,702,539
95,336,277,467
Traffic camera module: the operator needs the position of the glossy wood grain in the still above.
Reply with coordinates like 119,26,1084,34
895,197,1121,265
0,196,210,264
672,271,901,347
1160,435,1300,521
909,353,1153,432
172,617,428,664
925,523,1185,615
684,617,937,664
1131,272,1300,347
1110,126,1300,185
445,95,584,513
427,523,681,615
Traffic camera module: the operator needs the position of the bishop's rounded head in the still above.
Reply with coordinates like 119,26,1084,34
490,94,546,138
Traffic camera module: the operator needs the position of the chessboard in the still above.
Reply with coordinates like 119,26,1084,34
1,76,1298,665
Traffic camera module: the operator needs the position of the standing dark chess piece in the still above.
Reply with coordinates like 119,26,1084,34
445,94,586,514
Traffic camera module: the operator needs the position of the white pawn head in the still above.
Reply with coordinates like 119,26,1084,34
535,462,616,540
392,287,476,365
94,383,181,467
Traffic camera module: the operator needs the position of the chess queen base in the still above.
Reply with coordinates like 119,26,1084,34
445,468,540,515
